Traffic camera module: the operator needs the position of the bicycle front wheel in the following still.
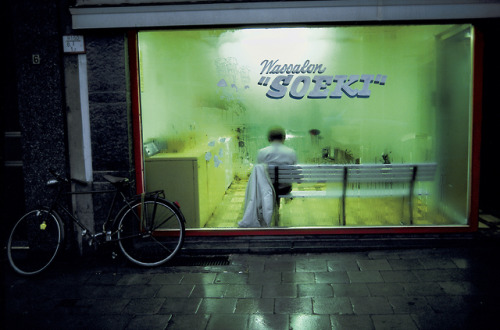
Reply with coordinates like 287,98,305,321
117,198,185,267
7,209,63,275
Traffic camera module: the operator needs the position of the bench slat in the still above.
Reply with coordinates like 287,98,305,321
280,188,432,199
269,163,437,184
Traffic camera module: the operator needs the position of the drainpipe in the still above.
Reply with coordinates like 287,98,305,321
63,44,94,255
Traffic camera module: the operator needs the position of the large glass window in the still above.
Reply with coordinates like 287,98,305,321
138,24,474,229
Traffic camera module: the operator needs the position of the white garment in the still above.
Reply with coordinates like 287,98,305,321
257,142,297,166
257,142,297,190
238,164,276,228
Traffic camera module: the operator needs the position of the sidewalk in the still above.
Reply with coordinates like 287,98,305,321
3,243,500,329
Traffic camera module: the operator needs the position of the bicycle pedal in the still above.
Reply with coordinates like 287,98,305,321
111,252,117,259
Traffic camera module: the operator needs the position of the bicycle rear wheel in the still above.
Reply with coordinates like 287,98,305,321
7,209,63,275
117,198,185,266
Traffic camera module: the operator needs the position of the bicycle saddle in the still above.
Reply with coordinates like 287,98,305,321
103,175,129,184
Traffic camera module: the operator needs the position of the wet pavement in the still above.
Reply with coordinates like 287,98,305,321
2,234,500,330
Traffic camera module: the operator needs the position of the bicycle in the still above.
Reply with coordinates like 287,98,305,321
7,170,186,276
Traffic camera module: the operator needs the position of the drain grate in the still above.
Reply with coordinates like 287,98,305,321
168,255,230,266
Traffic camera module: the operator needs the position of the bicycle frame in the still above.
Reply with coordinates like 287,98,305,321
47,178,168,245
46,179,127,243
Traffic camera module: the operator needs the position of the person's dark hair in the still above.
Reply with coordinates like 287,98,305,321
268,126,286,142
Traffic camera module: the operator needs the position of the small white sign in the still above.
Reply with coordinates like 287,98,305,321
63,35,85,54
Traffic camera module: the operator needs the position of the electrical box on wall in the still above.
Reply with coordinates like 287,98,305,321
144,142,159,157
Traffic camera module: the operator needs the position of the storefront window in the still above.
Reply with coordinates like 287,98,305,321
138,24,474,229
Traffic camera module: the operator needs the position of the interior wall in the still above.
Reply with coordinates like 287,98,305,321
139,25,447,166
436,26,473,223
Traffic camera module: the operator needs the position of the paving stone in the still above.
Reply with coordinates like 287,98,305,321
248,314,289,330
85,272,122,285
330,314,375,329
197,298,238,313
156,284,195,298
312,297,353,315
123,298,166,315
264,260,295,272
357,259,392,271
297,283,334,297
121,284,162,298
180,273,217,284
224,284,262,298
413,268,469,282
332,283,370,297
262,283,297,298
380,270,420,282
79,284,128,298
214,272,249,284
190,284,228,298
248,271,281,284
149,273,184,285
70,314,134,330
296,259,328,272
387,258,426,270
419,257,458,269
367,282,406,296
425,295,468,313
411,312,469,330
387,296,433,314
438,281,479,295
367,251,402,260
117,273,154,285
350,296,394,314
372,314,418,330
159,297,202,314
314,271,349,284
282,271,315,283
206,314,249,330
76,298,130,314
290,314,332,329
347,270,384,283
166,314,210,330
327,260,360,271
403,282,446,296
235,298,274,314
125,314,172,330
274,297,313,314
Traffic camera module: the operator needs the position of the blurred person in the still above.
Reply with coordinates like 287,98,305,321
257,126,297,195
238,126,297,227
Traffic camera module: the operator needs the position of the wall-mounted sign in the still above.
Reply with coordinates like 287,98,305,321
63,35,86,54
258,59,387,99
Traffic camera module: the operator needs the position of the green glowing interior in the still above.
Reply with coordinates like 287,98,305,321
138,24,474,229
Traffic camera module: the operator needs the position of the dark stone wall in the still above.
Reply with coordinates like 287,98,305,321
4,0,135,233
86,32,134,179
85,31,136,228
10,0,68,208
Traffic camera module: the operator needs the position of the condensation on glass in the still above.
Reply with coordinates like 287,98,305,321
138,25,474,229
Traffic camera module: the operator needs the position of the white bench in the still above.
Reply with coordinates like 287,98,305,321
268,163,437,225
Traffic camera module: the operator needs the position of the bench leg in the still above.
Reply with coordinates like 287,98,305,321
338,198,346,226
275,196,280,227
409,198,414,225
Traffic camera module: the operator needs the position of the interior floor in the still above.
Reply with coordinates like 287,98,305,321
204,179,455,228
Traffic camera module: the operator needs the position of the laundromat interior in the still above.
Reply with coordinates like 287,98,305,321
138,24,475,230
